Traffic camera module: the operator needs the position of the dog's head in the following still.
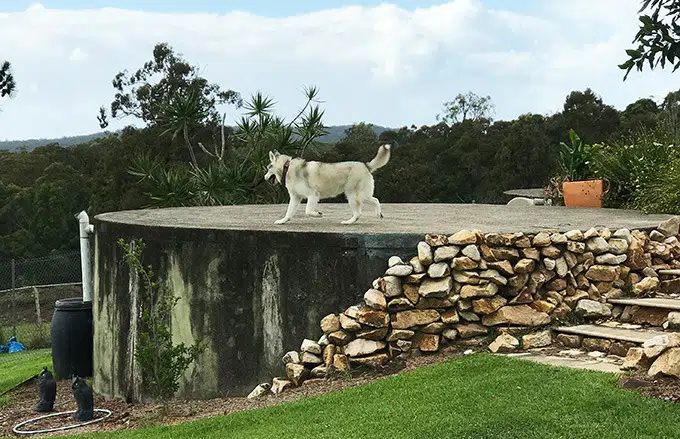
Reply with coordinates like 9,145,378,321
264,150,286,185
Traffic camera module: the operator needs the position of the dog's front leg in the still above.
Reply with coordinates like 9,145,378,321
275,194,302,224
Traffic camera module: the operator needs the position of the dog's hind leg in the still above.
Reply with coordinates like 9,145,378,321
341,194,362,225
305,193,323,217
364,196,383,218
275,195,302,224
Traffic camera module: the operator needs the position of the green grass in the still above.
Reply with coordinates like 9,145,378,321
0,348,52,395
0,322,51,349
64,354,680,439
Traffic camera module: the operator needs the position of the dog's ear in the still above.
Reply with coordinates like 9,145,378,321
269,150,280,162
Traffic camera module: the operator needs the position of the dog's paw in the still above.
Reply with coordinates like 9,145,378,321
274,218,289,225
306,211,323,218
341,218,358,225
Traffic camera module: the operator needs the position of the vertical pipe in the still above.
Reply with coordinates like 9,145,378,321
11,258,16,338
76,211,94,302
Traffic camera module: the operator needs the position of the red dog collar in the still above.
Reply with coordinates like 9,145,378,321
281,160,290,187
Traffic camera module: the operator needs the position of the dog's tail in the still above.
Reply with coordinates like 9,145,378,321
366,144,391,173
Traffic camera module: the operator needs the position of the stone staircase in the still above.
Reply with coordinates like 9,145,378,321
554,269,680,358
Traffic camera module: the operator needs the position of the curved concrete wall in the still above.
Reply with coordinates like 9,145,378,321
92,218,420,401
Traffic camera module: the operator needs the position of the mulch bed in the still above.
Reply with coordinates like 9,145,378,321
0,345,469,437
618,372,680,403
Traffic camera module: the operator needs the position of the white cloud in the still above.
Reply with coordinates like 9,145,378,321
0,0,677,140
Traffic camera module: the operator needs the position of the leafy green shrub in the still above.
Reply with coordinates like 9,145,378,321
558,129,601,181
630,154,680,214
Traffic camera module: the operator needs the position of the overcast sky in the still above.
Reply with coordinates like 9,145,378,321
0,0,677,141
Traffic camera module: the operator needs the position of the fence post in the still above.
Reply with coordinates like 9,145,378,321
11,258,16,338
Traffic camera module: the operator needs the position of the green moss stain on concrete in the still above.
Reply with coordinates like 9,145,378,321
167,252,219,399
92,234,116,397
260,254,284,376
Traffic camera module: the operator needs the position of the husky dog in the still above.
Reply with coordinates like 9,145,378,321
264,144,391,225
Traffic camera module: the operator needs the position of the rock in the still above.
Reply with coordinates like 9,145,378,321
585,236,609,255
417,297,457,309
584,228,599,239
448,230,479,245
318,334,330,347
567,241,586,254
442,329,458,340
388,256,405,267
344,305,360,319
650,230,666,242
356,307,390,328
627,235,650,270
555,257,569,278
609,341,636,357
440,308,461,324
633,277,660,295
427,262,451,279
643,334,680,359
333,354,350,372
453,271,481,284
329,330,352,345
595,253,628,265
434,245,460,262
661,279,680,294
625,306,669,326
460,283,498,298
472,296,507,314
425,234,448,247
323,344,336,366
344,339,387,357
667,312,680,329
459,311,480,322
607,238,629,255
485,233,512,247
286,363,309,387
282,351,301,365
301,339,322,355
247,383,271,399
452,257,479,270
392,309,441,329
418,241,434,265
489,333,519,353
648,348,680,378
271,377,293,395
575,299,612,319
508,288,533,305
479,269,508,285
541,246,561,259
522,330,552,349
550,233,568,244
585,265,620,282
556,334,582,348
487,260,514,276
379,276,402,298
491,247,520,260
364,289,387,311
522,247,541,260
388,297,414,312
582,338,611,352
403,284,420,305
658,216,680,237
422,322,446,334
515,259,536,274
544,258,556,271
531,300,556,314
349,353,390,368
565,230,584,241
410,257,426,274
340,314,362,331
301,352,323,365
310,365,329,378
413,333,440,352
387,329,415,341
481,305,551,327
532,232,551,247
462,245,482,261
419,277,453,298
621,347,650,371
514,236,532,248
564,252,578,269
613,228,632,242
455,323,488,338
356,327,389,341
320,314,341,334
396,340,412,351
508,274,530,294
386,264,413,277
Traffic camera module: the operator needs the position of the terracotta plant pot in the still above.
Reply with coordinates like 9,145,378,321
562,179,604,208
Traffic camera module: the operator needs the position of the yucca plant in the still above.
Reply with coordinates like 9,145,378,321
0,61,17,109
558,129,601,181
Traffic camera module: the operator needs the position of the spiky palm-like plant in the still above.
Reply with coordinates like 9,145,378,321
0,61,17,105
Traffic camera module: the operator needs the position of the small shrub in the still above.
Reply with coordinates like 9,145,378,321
558,129,601,181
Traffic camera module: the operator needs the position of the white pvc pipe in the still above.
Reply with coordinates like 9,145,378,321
76,211,94,303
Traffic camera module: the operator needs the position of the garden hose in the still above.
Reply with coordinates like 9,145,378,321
12,409,112,435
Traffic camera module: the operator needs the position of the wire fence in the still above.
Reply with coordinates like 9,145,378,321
0,251,83,365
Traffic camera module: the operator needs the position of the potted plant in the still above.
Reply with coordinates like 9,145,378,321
558,129,604,208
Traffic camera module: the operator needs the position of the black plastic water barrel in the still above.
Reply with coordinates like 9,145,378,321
51,297,93,379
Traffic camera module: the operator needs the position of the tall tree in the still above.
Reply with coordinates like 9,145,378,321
0,61,17,108
561,88,620,143
620,0,680,79
437,92,495,124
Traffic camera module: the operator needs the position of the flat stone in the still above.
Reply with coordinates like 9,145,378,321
356,327,389,341
388,297,415,312
282,351,300,365
385,264,413,277
607,238,629,255
301,352,323,365
515,259,536,274
522,330,553,349
419,277,453,298
448,229,479,245
487,260,515,276
349,353,390,368
442,328,459,340
271,377,293,395
440,308,460,324
339,314,362,331
585,265,620,282
462,245,482,261
425,234,448,247
452,257,479,270
555,324,666,344
455,323,488,338
285,363,309,387
541,246,562,259
247,383,271,399
567,241,586,254
489,334,519,353
403,284,420,305
418,241,434,265
344,339,387,357
386,329,415,341
356,307,390,328
551,233,568,244
532,232,551,247
556,333,582,348
575,300,612,319
472,296,507,314
481,305,551,327
648,348,680,378
413,333,440,352
329,330,353,345
531,300,556,314
565,230,584,241
658,216,680,237
643,334,680,359
421,322,445,334
621,347,650,371
633,277,660,295
479,269,508,286
522,248,541,260
582,338,611,352
379,276,402,298
453,271,481,284
586,236,610,254
427,262,451,279
364,289,387,311
333,354,350,372
460,283,498,298
301,339,322,355
391,309,440,329
320,314,341,334
433,245,460,262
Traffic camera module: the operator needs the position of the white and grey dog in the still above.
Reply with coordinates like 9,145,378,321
264,144,392,224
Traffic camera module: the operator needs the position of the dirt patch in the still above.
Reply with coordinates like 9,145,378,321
0,346,469,437
618,372,680,403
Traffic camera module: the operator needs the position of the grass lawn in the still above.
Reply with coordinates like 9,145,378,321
0,322,51,349
68,354,680,439
0,348,52,395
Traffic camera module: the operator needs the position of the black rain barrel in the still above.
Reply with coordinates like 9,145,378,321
51,297,93,379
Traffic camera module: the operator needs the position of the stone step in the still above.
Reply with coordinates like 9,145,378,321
659,269,680,276
554,324,667,344
608,297,680,311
